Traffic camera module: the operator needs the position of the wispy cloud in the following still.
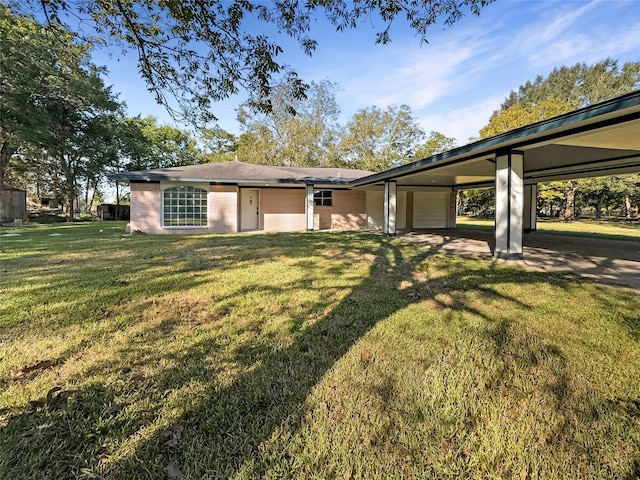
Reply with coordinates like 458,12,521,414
511,1,640,69
536,0,599,42
330,21,502,110
417,94,505,143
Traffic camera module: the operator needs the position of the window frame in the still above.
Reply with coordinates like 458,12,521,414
161,184,209,228
313,189,333,207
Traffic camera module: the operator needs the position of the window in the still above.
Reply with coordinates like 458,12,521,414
314,189,332,207
163,185,208,227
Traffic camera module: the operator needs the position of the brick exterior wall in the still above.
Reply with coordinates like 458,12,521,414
130,182,161,233
210,185,238,233
259,188,366,232
326,190,366,230
259,188,306,232
130,182,239,234
129,183,371,234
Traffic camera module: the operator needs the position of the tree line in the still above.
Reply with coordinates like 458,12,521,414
0,6,201,218
209,80,457,171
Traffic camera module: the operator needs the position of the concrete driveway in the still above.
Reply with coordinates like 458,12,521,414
401,229,640,291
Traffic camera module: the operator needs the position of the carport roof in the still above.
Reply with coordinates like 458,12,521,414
351,89,640,190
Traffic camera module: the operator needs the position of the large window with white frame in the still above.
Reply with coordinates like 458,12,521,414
162,185,208,227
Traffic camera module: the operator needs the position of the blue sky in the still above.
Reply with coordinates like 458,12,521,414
97,0,640,145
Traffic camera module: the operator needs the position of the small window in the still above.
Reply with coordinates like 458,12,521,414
314,189,332,207
163,185,208,227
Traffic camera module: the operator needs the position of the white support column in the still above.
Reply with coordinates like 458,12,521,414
384,181,397,236
495,151,524,259
524,184,538,232
305,185,314,231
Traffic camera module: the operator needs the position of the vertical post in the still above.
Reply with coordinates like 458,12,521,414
524,184,538,233
448,190,458,228
305,185,314,231
495,151,524,259
384,181,397,236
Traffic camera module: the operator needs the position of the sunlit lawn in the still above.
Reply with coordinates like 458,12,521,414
1,222,639,479
457,215,640,240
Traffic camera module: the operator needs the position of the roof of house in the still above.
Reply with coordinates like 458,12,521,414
108,161,374,187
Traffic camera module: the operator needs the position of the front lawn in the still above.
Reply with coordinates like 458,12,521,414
457,216,640,241
1,223,639,479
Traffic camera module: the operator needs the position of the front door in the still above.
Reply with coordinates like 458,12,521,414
241,189,259,230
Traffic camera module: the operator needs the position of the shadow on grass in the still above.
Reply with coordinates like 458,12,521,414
1,230,638,478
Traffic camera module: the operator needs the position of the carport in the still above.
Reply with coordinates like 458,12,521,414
350,90,640,259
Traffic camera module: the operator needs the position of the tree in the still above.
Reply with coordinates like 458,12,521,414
1,6,124,218
337,104,425,171
501,58,640,110
40,75,122,219
413,131,458,159
18,0,493,124
479,99,579,139
126,117,202,170
237,80,341,167
579,174,640,219
199,128,238,164
0,4,78,190
103,116,203,206
458,188,494,217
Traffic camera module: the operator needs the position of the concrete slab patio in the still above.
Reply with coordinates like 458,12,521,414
401,229,640,291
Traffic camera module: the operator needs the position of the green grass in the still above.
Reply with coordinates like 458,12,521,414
457,216,640,241
1,222,639,479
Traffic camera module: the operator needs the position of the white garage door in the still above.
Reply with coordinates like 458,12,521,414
413,192,450,228
366,191,407,230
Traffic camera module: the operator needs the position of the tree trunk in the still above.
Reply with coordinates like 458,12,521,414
66,189,75,220
595,193,605,219
561,181,578,221
88,179,98,214
84,178,90,213
61,155,76,221
625,196,632,219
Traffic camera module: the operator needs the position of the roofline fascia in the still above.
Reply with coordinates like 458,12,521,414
106,174,356,186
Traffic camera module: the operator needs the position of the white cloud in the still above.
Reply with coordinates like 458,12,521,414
328,23,502,113
508,1,640,69
417,94,505,144
536,1,599,42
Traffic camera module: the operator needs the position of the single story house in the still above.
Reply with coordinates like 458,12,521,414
110,90,640,260
108,162,457,235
